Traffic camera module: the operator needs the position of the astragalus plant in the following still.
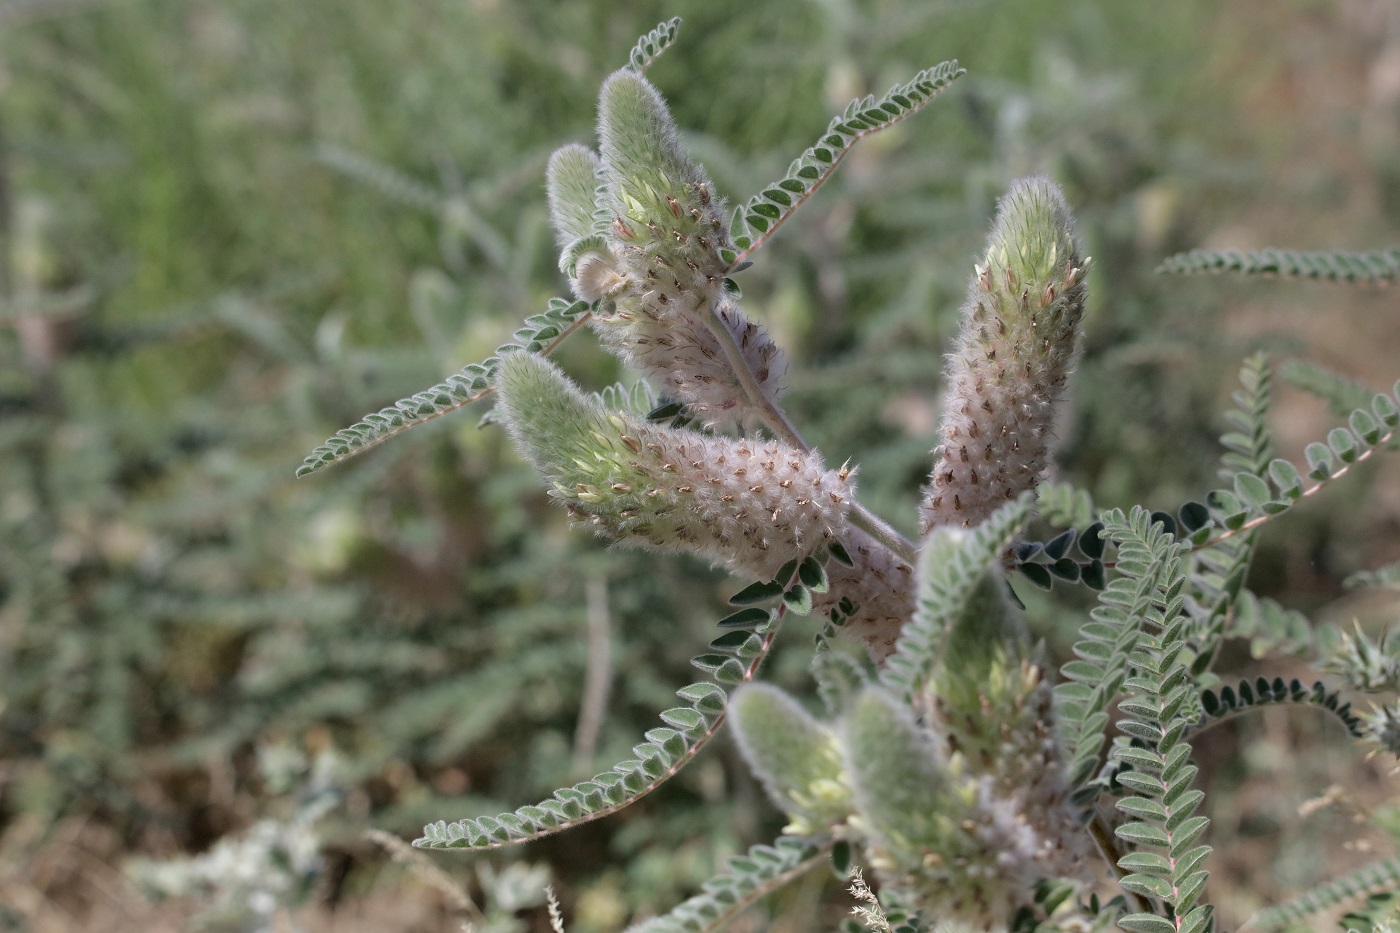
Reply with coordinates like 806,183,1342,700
301,19,1400,933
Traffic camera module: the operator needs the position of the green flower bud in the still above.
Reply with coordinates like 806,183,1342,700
494,352,851,580
917,526,1030,704
730,683,852,835
908,527,1088,877
548,145,624,298
921,176,1089,533
596,70,729,281
843,687,955,865
546,143,603,250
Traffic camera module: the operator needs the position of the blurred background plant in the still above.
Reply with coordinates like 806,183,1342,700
0,0,1397,930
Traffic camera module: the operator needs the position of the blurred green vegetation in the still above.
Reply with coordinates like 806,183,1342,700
1,0,1398,929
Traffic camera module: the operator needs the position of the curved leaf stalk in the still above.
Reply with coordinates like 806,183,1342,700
1192,410,1396,551
723,61,966,272
626,837,832,933
625,17,683,74
415,564,801,852
296,301,594,476
1106,371,1399,589
1193,676,1361,737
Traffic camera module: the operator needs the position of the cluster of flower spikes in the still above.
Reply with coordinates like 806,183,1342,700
539,64,917,648
730,526,1093,927
533,59,1087,668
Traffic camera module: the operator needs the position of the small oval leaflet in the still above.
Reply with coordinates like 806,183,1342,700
717,607,772,628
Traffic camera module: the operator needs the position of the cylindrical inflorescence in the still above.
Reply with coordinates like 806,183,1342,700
580,70,787,429
921,177,1089,533
546,143,603,251
494,352,850,581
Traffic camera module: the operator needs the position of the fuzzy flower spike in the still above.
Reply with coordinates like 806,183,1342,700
921,177,1089,532
494,351,852,581
542,69,787,430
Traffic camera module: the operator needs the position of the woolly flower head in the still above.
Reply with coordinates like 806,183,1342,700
542,69,787,430
493,351,851,580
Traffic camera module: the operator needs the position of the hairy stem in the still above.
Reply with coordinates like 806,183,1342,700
572,573,613,777
1095,425,1398,573
1198,428,1394,550
847,504,917,567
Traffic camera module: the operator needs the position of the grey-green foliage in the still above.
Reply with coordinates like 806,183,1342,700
1183,352,1274,670
1194,676,1362,753
729,499,1089,928
1098,508,1211,933
880,495,1034,705
1037,480,1098,529
297,32,966,473
127,745,343,929
339,18,1400,931
296,297,592,475
626,837,829,933
415,550,828,854
385,19,1104,927
722,60,966,269
415,679,729,851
